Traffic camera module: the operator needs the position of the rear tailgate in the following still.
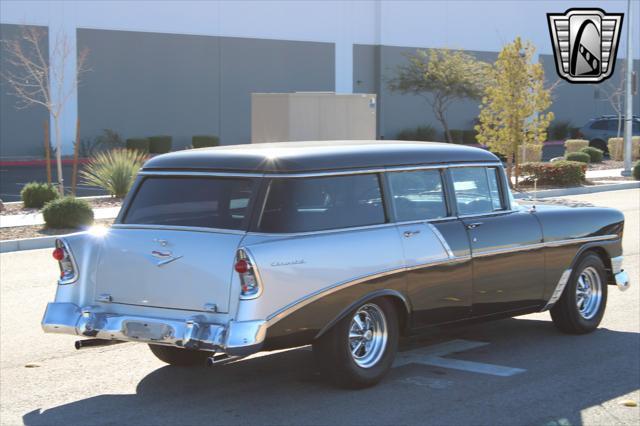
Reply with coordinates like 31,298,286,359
95,228,242,312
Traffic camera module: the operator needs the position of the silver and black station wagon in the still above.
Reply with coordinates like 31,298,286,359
43,141,630,387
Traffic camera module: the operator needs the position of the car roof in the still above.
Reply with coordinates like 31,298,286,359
142,140,500,174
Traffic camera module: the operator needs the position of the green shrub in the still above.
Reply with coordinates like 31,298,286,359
521,161,587,187
608,137,640,161
580,146,604,163
42,197,94,229
80,149,147,198
192,135,220,148
548,120,572,140
396,125,440,142
148,135,172,154
633,161,640,180
126,138,150,153
564,139,589,153
565,151,591,163
21,182,59,208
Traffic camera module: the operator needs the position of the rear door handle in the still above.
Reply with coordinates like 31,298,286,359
403,230,421,238
466,222,483,230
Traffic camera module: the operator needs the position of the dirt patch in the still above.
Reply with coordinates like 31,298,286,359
0,219,114,241
1,197,121,216
587,160,624,171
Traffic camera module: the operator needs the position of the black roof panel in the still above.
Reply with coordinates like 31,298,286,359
142,140,500,173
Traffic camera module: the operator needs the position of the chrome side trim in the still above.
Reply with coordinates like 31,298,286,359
541,269,573,311
472,242,547,258
473,234,619,259
428,223,455,258
265,255,471,326
544,234,619,247
405,256,471,271
111,224,247,236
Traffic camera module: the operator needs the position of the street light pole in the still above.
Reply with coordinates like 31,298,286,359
622,0,634,176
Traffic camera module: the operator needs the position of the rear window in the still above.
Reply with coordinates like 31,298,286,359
122,177,256,230
259,174,386,233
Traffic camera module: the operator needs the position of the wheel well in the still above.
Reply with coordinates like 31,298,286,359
383,296,410,336
580,247,613,284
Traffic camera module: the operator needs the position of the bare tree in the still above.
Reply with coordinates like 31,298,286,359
603,73,625,138
1,26,88,195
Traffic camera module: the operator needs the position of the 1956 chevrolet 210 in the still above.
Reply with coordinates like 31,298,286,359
42,141,630,388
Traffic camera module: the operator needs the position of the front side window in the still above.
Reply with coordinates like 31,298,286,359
590,120,609,130
450,167,504,216
122,177,255,230
387,170,447,221
259,174,385,233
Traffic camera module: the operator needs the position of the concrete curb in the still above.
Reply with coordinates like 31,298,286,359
514,181,640,199
0,235,57,253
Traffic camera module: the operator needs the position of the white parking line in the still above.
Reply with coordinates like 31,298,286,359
394,339,526,377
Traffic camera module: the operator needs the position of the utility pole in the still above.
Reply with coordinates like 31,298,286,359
622,0,634,176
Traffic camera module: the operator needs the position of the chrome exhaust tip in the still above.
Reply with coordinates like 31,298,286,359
75,339,125,350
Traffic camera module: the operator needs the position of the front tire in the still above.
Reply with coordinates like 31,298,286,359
550,253,608,334
148,344,210,366
313,298,399,388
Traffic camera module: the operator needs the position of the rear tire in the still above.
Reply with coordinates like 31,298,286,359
550,253,608,334
148,344,210,366
313,298,399,389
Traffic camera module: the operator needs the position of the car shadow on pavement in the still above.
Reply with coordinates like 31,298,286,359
22,317,640,426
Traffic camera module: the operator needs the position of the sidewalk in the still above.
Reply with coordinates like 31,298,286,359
0,206,120,228
585,168,625,179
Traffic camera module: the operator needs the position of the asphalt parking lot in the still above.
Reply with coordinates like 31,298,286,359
0,189,638,426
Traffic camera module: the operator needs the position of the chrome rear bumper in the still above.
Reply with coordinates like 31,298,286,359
611,256,630,291
615,270,630,291
42,302,266,356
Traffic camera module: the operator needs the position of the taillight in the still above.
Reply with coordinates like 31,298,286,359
236,249,261,299
54,239,77,284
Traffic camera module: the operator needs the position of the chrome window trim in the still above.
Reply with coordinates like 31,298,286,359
138,161,503,180
138,170,265,178
246,222,398,238
111,224,247,235
456,210,516,219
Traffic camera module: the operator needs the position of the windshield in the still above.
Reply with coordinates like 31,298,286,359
122,176,257,230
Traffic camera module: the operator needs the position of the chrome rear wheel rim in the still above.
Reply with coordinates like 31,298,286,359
348,303,388,368
576,266,602,320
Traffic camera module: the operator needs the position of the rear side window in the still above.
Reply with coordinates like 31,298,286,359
590,120,609,130
259,174,385,233
450,167,504,215
122,177,255,230
387,170,447,221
